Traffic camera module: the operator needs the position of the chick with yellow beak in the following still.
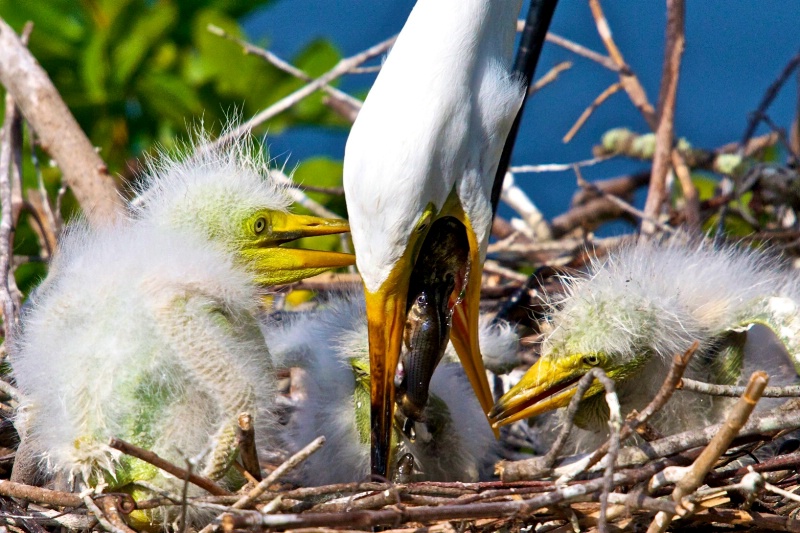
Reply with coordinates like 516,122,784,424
490,238,800,446
343,0,528,477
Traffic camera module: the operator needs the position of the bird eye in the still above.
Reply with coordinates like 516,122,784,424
254,217,267,234
583,354,600,366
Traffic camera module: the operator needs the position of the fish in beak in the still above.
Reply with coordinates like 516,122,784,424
395,218,467,432
489,353,603,428
366,213,495,478
246,213,355,286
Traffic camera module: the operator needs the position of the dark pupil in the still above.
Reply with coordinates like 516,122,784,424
256,219,264,231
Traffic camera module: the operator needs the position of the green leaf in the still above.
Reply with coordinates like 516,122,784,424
112,1,178,86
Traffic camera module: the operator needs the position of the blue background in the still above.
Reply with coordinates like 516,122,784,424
244,1,800,227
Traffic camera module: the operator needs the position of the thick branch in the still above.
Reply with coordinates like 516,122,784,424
0,17,123,224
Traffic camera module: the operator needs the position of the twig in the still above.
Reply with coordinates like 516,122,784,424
646,371,768,533
671,149,701,230
740,49,800,149
563,82,622,143
642,0,685,235
108,437,230,497
529,60,572,96
199,436,325,533
559,343,698,483
543,32,621,73
574,166,675,234
0,17,122,224
587,0,657,126
501,172,552,240
0,479,86,507
236,413,261,482
82,494,131,533
98,495,137,533
511,155,611,174
206,24,363,118
208,36,396,151
268,170,342,219
678,377,800,398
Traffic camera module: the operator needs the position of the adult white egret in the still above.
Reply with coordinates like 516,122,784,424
489,238,800,446
267,293,520,485
11,134,354,527
343,0,529,478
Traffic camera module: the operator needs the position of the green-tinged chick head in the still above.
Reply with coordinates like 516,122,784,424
490,237,790,435
133,133,353,286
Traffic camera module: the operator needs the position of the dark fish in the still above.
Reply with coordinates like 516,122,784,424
395,217,468,432
392,453,416,484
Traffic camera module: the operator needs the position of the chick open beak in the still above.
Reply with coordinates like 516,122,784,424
250,213,355,286
489,354,589,428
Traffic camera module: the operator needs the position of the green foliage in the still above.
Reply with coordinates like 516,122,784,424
0,0,346,177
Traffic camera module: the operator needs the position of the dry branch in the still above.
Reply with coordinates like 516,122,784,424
109,438,230,497
0,17,123,224
642,0,685,235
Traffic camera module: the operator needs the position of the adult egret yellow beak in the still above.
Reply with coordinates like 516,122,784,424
343,0,527,478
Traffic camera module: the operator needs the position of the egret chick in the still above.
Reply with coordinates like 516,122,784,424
343,0,527,477
267,294,519,485
11,135,354,527
490,238,800,447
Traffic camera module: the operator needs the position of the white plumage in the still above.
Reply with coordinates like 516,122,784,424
343,0,526,477
267,293,519,485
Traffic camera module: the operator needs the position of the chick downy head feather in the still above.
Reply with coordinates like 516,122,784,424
132,133,293,256
543,238,783,373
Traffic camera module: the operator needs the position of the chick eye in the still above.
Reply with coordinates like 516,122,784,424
583,354,600,366
254,217,267,234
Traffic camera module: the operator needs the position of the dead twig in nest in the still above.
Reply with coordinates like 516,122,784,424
108,437,231,497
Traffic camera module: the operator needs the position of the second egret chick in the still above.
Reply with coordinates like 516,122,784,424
490,238,800,448
267,294,519,485
11,135,354,527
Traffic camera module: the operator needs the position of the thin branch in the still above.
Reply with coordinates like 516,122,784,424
574,166,675,234
198,436,325,533
529,60,573,96
678,377,800,398
206,24,363,118
543,32,621,73
646,371,768,533
82,494,132,533
511,155,611,174
740,49,800,149
0,17,122,224
587,0,657,127
563,82,623,143
108,437,230,497
268,170,342,219
642,0,685,235
208,36,396,151
671,149,700,230
236,412,261,482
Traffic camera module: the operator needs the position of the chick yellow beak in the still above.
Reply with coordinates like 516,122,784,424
249,213,355,286
489,353,591,428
